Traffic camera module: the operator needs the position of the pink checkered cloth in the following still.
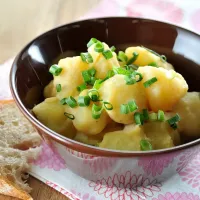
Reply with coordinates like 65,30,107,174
1,0,200,199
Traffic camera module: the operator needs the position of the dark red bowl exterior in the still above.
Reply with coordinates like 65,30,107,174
10,17,200,157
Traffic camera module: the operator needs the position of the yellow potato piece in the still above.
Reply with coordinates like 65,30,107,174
173,92,200,137
69,89,109,135
44,80,56,98
138,66,188,111
53,56,89,100
88,42,120,79
99,124,146,151
33,97,76,138
99,74,148,124
142,121,177,149
125,46,174,70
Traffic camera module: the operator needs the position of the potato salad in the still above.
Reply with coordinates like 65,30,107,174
33,38,200,151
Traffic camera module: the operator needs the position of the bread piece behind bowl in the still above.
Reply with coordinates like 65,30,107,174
0,100,41,199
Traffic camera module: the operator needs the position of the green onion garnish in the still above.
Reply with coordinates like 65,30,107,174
77,83,87,92
88,68,96,77
60,98,67,105
142,109,149,121
80,53,93,63
128,100,138,112
88,89,99,102
143,77,158,88
49,65,62,76
127,52,139,65
170,123,178,130
140,139,153,151
78,96,90,107
94,42,104,53
141,46,167,62
120,104,129,114
158,110,165,121
113,67,131,76
56,84,62,92
93,79,102,90
110,46,116,52
133,71,143,82
65,96,77,108
102,50,113,60
134,112,144,125
148,62,158,67
64,112,75,120
82,70,91,83
117,51,128,63
127,64,138,70
107,70,115,78
87,38,98,48
167,114,180,125
149,112,157,121
103,102,113,110
124,75,136,85
90,77,96,85
92,104,103,119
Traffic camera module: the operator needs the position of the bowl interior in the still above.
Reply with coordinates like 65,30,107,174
10,17,200,156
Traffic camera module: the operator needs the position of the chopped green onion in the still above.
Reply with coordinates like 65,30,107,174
117,51,128,63
49,65,62,76
149,112,157,121
89,77,96,85
65,96,77,108
140,139,153,151
82,70,91,83
133,71,143,82
161,55,167,61
103,102,113,110
127,64,138,70
88,89,99,102
158,110,165,121
134,112,144,125
87,38,98,48
78,96,90,107
60,98,67,105
120,104,129,114
124,75,136,85
92,104,103,119
113,67,131,76
102,50,113,60
148,62,158,67
93,79,102,90
94,42,104,53
80,52,93,63
127,52,139,65
143,77,158,88
77,83,87,92
128,100,138,112
141,46,167,62
98,70,115,84
64,112,75,120
56,84,62,92
142,109,149,121
170,123,178,130
110,46,116,52
88,68,96,77
167,114,180,125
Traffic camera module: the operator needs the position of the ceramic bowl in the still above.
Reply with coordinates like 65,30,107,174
10,17,200,182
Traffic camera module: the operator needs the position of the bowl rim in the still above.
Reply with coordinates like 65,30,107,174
10,16,200,157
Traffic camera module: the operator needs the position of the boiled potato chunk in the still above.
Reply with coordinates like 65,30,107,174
99,124,146,151
138,66,188,111
99,74,148,124
33,97,76,138
53,56,89,100
88,42,120,79
173,92,200,137
142,121,178,149
69,89,109,135
44,80,56,98
125,46,174,70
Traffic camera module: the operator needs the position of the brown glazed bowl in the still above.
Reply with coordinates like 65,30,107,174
10,17,200,160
